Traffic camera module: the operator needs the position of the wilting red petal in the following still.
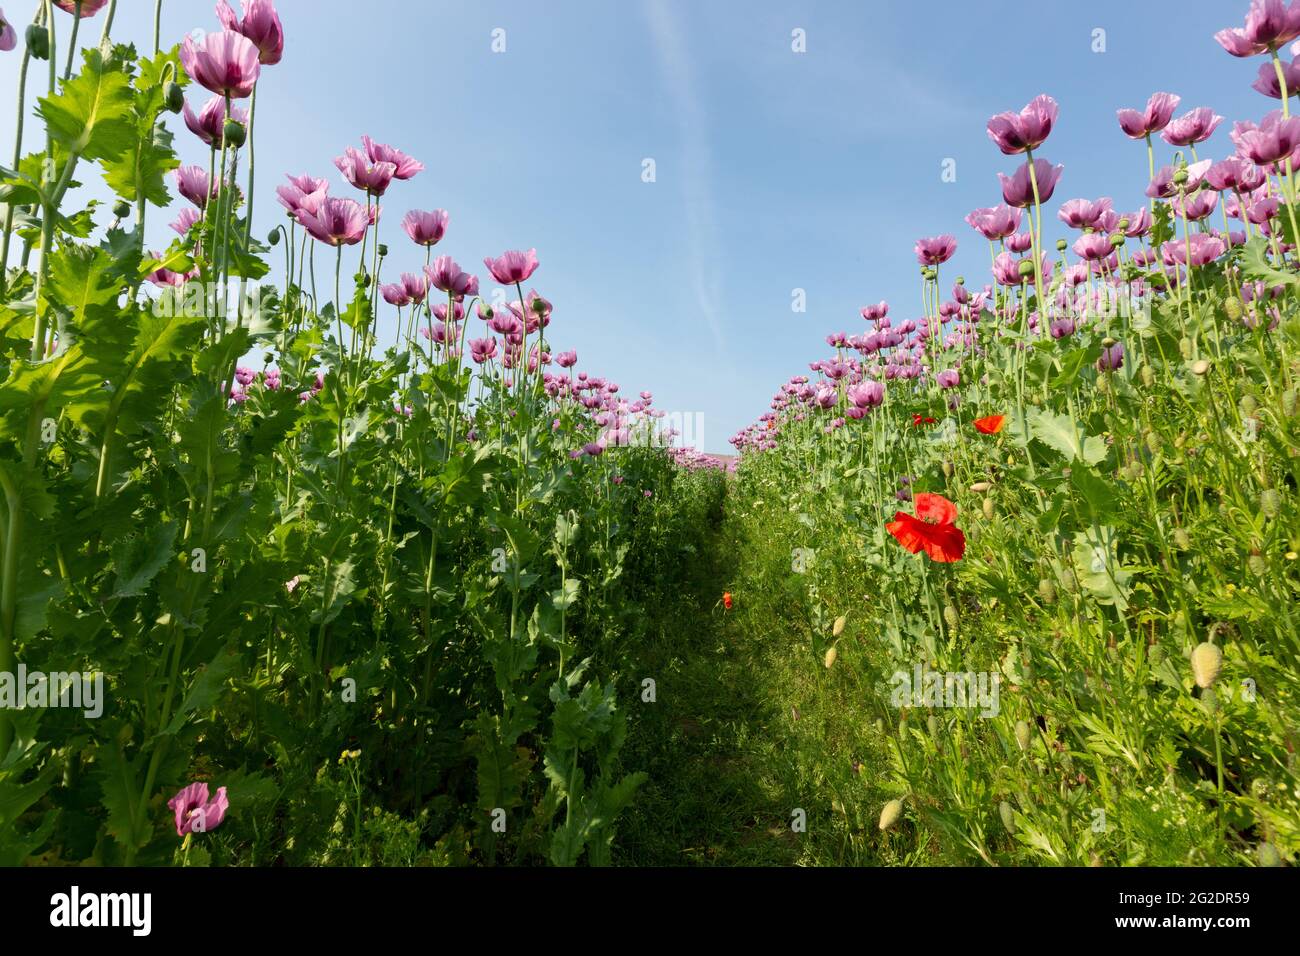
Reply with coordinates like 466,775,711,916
974,415,1006,435
913,492,958,525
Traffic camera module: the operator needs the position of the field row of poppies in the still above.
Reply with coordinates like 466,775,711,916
718,0,1300,864
0,0,730,865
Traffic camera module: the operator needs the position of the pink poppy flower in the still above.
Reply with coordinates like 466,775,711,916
1161,108,1225,147
401,209,448,246
180,30,261,100
362,135,423,180
986,94,1058,155
183,95,249,148
216,0,284,66
301,196,369,246
167,782,229,836
1116,92,1181,139
484,249,539,285
998,159,1065,208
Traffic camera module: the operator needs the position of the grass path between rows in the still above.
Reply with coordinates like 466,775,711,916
614,497,898,866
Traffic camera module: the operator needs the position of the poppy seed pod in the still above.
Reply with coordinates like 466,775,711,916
1014,720,1032,751
112,200,132,220
1173,167,1189,184
1055,238,1068,252
879,799,903,831
223,119,247,148
1117,217,1130,230
955,276,965,285
1191,641,1222,689
26,24,49,60
1109,233,1124,246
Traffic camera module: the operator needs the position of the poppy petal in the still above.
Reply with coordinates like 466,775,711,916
913,492,958,525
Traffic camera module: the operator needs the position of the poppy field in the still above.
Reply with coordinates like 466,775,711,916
1,0,1299,871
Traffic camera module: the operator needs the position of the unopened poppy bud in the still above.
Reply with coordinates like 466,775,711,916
1144,429,1161,455
1140,365,1156,386
943,604,959,629
1018,258,1035,278
982,497,994,518
998,800,1016,834
1200,685,1219,714
164,81,185,114
927,714,939,736
1257,842,1283,867
1191,641,1222,689
878,799,903,831
1037,578,1056,604
1101,336,1117,348
27,24,49,60
1224,296,1243,321
112,199,131,220
1179,336,1193,359
1283,389,1298,417
1148,643,1165,665
1247,551,1266,576
378,243,389,258
955,275,965,285
823,645,837,669
1173,528,1191,550
267,229,280,246
223,119,247,148
941,460,953,477
1191,359,1210,375
1239,394,1257,416
970,481,991,493
832,615,846,637
1261,489,1281,518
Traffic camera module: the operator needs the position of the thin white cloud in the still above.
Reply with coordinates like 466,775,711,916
641,0,728,356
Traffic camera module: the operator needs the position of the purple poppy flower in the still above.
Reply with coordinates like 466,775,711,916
1116,92,1181,139
1161,108,1225,147
180,30,260,100
1057,197,1113,230
999,159,1065,208
183,95,249,148
1236,109,1300,164
173,165,216,209
914,235,957,266
335,146,397,196
0,9,14,52
1215,0,1300,57
216,0,284,66
1096,342,1125,373
362,135,423,180
484,249,539,285
401,209,448,246
301,196,369,246
167,782,229,836
987,94,1059,155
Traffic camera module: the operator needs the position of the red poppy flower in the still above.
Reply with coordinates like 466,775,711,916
974,415,1006,435
886,493,966,563
723,592,733,610
912,414,937,428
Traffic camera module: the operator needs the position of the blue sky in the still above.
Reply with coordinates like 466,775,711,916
0,0,1277,451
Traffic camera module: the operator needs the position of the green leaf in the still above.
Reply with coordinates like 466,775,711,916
111,521,178,598
160,645,242,737
1028,408,1108,466
38,49,136,163
96,743,151,852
